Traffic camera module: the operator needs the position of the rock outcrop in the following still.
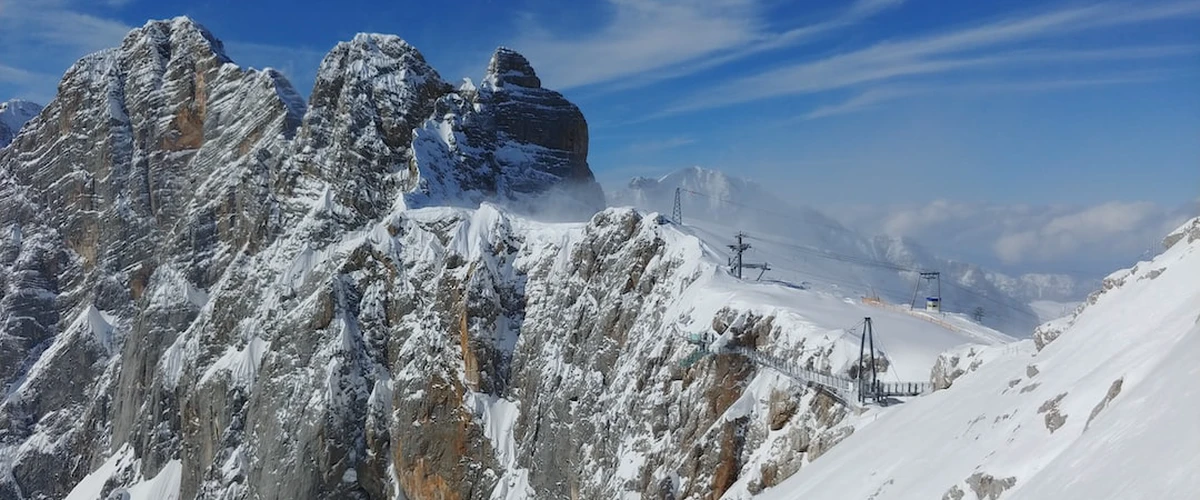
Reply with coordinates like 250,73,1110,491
409,48,603,218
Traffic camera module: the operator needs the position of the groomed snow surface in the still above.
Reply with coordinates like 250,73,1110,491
755,217,1200,500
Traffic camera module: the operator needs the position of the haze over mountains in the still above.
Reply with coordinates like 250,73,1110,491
609,166,1095,332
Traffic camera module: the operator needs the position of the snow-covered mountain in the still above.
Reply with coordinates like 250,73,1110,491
0,99,42,149
609,167,1094,334
757,215,1200,500
0,18,1031,500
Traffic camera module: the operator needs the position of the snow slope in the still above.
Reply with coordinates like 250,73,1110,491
755,216,1200,500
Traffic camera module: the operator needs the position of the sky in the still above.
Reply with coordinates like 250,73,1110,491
0,0,1197,275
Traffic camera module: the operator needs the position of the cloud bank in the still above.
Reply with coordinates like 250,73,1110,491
836,199,1198,275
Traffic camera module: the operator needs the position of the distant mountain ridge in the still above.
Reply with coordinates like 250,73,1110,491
0,99,43,148
609,166,1094,332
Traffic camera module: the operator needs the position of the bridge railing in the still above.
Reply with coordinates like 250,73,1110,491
723,346,933,404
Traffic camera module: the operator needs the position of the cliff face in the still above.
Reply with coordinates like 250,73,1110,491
0,17,956,500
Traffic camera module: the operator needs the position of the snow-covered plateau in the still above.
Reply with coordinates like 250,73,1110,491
1,15,1195,500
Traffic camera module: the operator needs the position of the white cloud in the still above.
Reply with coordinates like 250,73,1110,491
0,3,131,53
804,87,917,119
655,1,1200,116
838,200,1198,273
0,63,45,85
803,70,1174,119
625,136,696,154
512,0,904,90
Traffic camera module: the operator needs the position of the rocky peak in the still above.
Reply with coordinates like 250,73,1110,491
485,47,542,88
0,19,611,500
290,33,453,221
306,32,448,132
404,45,604,217
0,99,42,148
125,16,231,61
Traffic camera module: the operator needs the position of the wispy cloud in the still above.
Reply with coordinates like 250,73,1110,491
513,0,904,90
0,3,131,53
653,1,1200,117
0,64,48,85
625,136,696,154
0,0,132,100
804,70,1174,119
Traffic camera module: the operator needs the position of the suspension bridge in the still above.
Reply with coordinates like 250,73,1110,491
680,318,934,408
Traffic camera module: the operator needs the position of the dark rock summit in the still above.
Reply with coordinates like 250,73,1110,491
406,46,603,217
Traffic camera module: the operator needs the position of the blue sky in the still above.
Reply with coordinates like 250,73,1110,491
1,0,1198,272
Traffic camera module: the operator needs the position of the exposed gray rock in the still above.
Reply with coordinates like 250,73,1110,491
966,472,1016,500
1162,217,1200,249
931,347,988,390
1085,378,1124,430
1037,393,1068,434
289,33,452,223
408,47,604,218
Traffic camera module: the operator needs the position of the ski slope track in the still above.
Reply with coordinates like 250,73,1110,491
757,216,1200,500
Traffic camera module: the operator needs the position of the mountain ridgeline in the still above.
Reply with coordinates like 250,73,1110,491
0,16,922,500
0,17,624,499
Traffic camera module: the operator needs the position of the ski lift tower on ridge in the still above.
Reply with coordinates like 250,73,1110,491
909,271,942,313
